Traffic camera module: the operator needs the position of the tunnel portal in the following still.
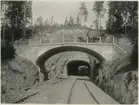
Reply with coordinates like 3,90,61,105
67,60,91,77
36,46,105,80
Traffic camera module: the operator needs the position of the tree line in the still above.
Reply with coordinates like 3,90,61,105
1,1,32,42
1,1,106,42
106,1,138,67
33,1,105,34
1,1,138,64
1,1,32,59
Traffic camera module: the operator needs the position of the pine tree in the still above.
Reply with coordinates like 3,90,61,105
93,19,99,29
4,1,32,41
68,16,74,26
76,14,80,25
64,17,68,26
79,2,88,26
107,1,138,67
93,1,105,30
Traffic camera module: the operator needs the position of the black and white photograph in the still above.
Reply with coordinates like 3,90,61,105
1,0,138,104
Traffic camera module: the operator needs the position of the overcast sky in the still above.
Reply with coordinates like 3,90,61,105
32,0,108,28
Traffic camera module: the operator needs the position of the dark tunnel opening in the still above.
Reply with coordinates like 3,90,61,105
36,46,106,81
67,60,91,77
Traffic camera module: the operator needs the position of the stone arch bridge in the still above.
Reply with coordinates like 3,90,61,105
17,36,127,80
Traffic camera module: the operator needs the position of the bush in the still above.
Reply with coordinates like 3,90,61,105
26,29,32,39
1,24,23,41
128,27,138,68
130,43,138,67
1,40,15,60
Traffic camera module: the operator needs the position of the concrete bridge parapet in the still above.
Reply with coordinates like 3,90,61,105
18,36,127,64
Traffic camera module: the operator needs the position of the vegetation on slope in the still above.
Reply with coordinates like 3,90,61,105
92,55,138,104
1,39,15,60
92,2,138,103
1,56,39,103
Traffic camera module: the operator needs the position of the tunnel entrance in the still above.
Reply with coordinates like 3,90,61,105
36,46,105,81
67,60,91,77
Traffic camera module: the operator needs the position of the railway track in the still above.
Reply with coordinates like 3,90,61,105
67,79,77,104
68,78,99,104
14,76,118,104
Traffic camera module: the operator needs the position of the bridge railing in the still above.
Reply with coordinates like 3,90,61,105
14,35,127,56
29,35,117,47
112,37,127,55
29,35,127,55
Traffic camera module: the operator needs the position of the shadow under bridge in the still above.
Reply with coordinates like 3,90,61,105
36,46,106,81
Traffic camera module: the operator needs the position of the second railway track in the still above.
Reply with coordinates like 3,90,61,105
68,78,99,104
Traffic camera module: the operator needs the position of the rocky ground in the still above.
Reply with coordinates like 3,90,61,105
91,55,138,104
87,31,137,104
1,56,40,103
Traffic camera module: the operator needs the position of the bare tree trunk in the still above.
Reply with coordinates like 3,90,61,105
2,25,5,40
31,15,33,38
99,15,101,30
22,3,26,39
97,18,99,30
100,15,101,30
2,3,6,41
80,14,83,26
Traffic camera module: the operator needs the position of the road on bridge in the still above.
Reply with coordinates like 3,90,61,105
20,76,119,104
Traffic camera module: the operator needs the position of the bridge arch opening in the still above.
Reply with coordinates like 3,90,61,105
67,60,91,77
36,46,106,81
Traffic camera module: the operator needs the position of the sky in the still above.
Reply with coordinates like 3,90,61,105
32,0,108,28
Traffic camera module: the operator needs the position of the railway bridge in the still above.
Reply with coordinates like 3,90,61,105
17,35,127,80
15,35,127,104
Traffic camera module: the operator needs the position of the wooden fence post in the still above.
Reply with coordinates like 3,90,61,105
113,37,115,44
99,37,101,44
87,36,89,43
